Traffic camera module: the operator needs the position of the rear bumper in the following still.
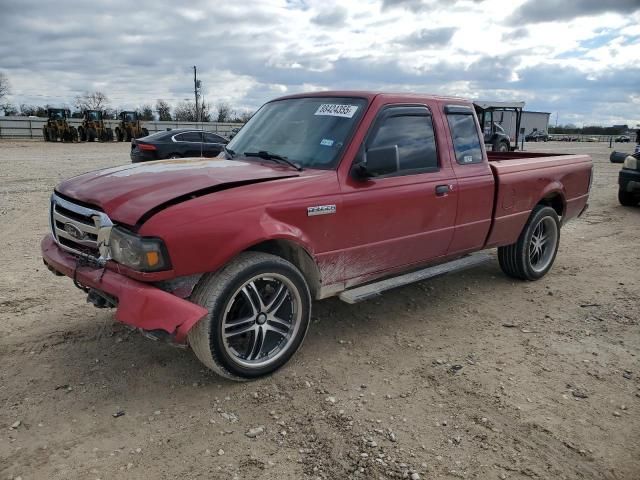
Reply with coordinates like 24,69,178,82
619,168,640,193
41,234,207,343
130,150,156,163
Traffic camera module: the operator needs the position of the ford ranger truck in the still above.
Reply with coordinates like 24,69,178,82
42,92,592,380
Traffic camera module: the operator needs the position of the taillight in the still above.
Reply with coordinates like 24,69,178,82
138,143,157,151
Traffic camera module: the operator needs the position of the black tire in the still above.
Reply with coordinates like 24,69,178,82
610,152,628,164
106,128,114,141
618,189,638,207
116,128,123,142
78,127,86,142
188,252,311,381
168,153,181,159
88,128,96,142
494,140,509,152
42,127,49,141
498,205,561,281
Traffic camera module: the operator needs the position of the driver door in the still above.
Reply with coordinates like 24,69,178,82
337,105,458,282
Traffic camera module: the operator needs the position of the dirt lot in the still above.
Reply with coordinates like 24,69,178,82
0,140,638,480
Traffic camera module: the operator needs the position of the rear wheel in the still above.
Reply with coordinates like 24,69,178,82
498,205,560,281
619,189,638,206
494,140,509,152
168,153,181,159
88,128,96,142
188,252,311,381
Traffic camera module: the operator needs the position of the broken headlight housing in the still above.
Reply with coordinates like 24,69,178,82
109,227,171,272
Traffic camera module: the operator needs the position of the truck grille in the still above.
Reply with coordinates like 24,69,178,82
50,193,112,260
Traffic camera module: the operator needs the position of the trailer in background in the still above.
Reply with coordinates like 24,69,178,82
474,100,525,151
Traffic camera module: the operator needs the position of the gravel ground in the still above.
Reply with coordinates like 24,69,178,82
0,140,638,480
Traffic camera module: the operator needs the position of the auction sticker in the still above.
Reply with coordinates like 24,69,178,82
314,104,359,118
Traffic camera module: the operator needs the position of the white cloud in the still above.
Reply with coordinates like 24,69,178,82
0,0,638,125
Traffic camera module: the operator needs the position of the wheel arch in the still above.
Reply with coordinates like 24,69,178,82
244,238,321,299
536,189,566,219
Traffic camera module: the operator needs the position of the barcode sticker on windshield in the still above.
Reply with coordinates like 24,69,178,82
314,104,359,118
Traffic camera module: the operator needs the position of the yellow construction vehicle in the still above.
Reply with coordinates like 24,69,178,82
114,111,149,142
42,108,78,142
78,110,114,142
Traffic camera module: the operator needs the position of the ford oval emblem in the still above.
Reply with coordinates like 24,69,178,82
64,223,85,240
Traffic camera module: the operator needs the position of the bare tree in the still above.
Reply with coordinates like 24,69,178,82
174,101,196,121
215,101,232,123
0,72,9,102
200,100,212,122
103,108,118,120
138,104,154,121
74,91,109,112
1,102,18,116
21,104,48,117
156,99,172,121
232,110,254,123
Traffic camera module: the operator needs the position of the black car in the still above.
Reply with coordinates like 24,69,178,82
130,129,228,163
525,131,549,142
615,135,631,143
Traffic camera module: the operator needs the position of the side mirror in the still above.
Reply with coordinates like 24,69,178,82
353,145,399,179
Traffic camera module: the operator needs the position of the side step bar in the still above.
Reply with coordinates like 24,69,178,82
338,252,493,304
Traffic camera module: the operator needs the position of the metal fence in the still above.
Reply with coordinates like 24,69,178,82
0,116,244,139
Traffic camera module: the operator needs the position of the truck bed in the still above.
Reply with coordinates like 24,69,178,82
485,152,592,248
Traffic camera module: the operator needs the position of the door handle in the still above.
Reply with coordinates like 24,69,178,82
435,184,450,196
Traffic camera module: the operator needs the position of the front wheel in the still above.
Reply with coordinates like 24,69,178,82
498,205,560,280
188,252,311,380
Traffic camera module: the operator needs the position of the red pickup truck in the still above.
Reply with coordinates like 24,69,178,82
42,91,592,380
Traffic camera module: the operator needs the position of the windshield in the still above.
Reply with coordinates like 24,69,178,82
88,111,100,120
227,96,367,169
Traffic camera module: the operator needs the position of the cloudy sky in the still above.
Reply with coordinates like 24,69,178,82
1,0,639,126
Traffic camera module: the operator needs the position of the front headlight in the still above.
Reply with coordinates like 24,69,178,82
109,227,171,272
623,156,638,170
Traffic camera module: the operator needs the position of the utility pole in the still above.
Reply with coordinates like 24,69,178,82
193,65,199,123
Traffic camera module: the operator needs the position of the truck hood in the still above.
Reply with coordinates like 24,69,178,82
56,158,299,226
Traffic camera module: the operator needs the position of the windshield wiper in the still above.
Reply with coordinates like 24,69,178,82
223,145,236,159
244,151,303,171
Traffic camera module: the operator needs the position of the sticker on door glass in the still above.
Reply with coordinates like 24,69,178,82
320,138,334,147
463,155,473,163
314,104,359,118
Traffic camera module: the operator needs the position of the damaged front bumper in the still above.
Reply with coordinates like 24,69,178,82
41,234,207,343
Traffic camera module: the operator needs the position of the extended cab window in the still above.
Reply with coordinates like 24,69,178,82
367,110,438,173
446,111,483,164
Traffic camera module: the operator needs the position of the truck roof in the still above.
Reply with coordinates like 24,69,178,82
272,90,469,104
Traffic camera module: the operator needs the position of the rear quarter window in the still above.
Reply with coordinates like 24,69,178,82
175,132,202,142
447,114,483,164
